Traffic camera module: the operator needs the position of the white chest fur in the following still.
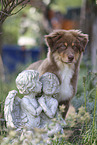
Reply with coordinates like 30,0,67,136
58,65,74,102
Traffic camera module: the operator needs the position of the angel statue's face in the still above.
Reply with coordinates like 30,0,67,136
40,72,60,95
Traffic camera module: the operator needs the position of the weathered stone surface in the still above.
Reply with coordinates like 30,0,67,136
4,70,66,139
16,70,42,94
4,90,21,128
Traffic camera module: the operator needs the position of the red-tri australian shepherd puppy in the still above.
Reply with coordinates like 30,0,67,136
27,29,88,118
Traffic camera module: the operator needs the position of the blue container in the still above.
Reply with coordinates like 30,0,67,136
2,45,40,73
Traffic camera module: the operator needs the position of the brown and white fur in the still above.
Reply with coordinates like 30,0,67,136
26,29,88,118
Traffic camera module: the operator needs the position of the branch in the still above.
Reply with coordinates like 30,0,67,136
11,4,27,16
0,11,9,16
0,0,30,24
10,0,16,9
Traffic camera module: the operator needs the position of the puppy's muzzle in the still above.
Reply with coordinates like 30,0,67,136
68,55,74,62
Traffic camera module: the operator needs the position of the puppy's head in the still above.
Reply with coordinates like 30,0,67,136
45,29,88,65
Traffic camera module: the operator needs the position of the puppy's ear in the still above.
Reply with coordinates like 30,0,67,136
45,30,63,52
45,35,54,50
77,33,89,52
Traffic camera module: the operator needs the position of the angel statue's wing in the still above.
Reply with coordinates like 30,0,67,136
4,90,22,128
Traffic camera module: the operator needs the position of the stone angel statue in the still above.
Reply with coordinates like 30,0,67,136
4,70,66,138
4,70,42,129
38,72,66,136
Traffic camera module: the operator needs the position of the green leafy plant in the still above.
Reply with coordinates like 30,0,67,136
71,71,97,144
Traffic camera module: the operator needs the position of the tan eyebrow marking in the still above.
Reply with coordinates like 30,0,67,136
64,42,67,46
72,42,75,46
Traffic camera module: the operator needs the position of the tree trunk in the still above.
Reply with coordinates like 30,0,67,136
0,24,5,81
80,0,97,70
91,17,97,72
80,0,87,31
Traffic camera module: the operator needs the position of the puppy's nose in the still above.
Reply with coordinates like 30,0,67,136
68,55,74,61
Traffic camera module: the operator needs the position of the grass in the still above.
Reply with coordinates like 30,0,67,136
71,69,97,145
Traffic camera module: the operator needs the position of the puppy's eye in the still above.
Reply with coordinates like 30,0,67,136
60,42,67,50
72,43,75,46
64,42,67,47
61,45,67,50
